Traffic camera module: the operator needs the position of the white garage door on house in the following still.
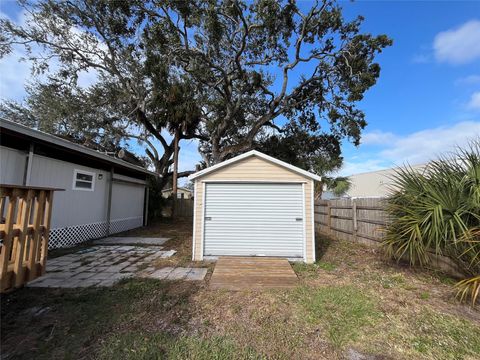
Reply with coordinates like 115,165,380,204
203,182,304,258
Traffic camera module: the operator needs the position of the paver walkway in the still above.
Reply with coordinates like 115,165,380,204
209,257,298,290
142,267,208,281
92,237,170,246
27,245,207,288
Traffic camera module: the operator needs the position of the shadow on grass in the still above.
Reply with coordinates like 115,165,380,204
315,232,333,262
0,278,215,360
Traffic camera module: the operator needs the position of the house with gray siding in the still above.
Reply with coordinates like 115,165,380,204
0,119,155,249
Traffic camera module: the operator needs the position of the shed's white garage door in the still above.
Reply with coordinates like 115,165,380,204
203,183,304,258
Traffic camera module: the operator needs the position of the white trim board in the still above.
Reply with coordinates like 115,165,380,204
191,180,198,260
200,181,206,261
188,150,322,182
201,180,307,184
310,180,316,263
302,182,307,262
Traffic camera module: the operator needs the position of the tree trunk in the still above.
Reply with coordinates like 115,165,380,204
171,128,180,218
315,181,324,200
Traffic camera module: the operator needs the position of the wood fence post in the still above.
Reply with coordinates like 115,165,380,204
13,189,33,287
0,191,17,291
40,190,54,275
352,200,357,242
27,190,46,281
327,201,332,235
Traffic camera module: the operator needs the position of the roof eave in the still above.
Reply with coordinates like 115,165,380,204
188,150,322,182
0,119,156,176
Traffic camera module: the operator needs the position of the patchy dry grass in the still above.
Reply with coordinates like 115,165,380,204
293,285,380,347
100,333,262,360
1,278,200,359
2,222,479,359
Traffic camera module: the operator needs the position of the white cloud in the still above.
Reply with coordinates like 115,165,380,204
467,92,480,110
433,20,480,64
0,48,32,100
411,53,431,64
338,159,387,177
0,10,31,100
379,121,478,163
341,121,480,176
456,74,480,86
361,130,397,145
0,10,101,102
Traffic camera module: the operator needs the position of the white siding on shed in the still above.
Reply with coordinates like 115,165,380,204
192,152,317,263
203,183,304,258
0,146,26,184
110,180,145,231
29,154,109,229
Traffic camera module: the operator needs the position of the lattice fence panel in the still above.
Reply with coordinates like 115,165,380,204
48,216,144,249
109,216,143,234
49,221,108,249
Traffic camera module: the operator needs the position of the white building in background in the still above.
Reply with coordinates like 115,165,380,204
161,187,193,199
344,163,426,198
0,119,155,249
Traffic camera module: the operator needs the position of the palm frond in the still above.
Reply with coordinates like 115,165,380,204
455,276,480,306
382,138,480,305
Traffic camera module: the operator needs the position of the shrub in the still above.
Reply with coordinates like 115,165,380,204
382,140,480,304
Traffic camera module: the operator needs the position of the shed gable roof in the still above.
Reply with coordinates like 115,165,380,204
188,150,322,181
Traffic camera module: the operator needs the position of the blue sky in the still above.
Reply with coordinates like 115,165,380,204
1,0,479,181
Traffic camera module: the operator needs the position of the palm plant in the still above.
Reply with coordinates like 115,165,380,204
314,176,352,200
383,139,480,305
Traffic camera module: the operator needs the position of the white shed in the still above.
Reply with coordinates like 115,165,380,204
189,150,321,263
0,120,155,249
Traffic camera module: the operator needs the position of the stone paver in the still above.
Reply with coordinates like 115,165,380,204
27,241,207,288
185,268,208,281
160,250,177,258
167,267,191,280
92,237,170,246
148,267,175,280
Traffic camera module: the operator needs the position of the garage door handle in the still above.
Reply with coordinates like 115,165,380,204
205,217,212,221
295,218,303,221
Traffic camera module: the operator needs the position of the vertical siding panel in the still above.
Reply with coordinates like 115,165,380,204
0,146,27,185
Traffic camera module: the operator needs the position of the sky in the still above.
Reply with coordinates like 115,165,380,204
1,0,479,181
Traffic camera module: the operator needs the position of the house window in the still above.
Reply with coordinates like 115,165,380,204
72,169,95,191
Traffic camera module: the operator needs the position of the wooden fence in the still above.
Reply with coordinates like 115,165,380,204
162,198,194,218
174,198,194,217
314,197,463,277
0,185,60,292
314,198,387,246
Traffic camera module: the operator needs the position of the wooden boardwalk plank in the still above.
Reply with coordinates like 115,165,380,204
209,257,298,290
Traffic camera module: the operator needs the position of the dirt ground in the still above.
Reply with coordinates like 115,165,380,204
1,218,479,360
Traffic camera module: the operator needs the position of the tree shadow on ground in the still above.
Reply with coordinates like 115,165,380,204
0,278,203,359
314,232,333,262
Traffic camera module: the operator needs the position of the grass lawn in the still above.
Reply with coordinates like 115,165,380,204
2,219,479,359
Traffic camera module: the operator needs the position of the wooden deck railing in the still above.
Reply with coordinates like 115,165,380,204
0,185,61,292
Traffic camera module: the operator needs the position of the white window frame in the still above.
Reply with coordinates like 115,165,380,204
72,169,96,191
